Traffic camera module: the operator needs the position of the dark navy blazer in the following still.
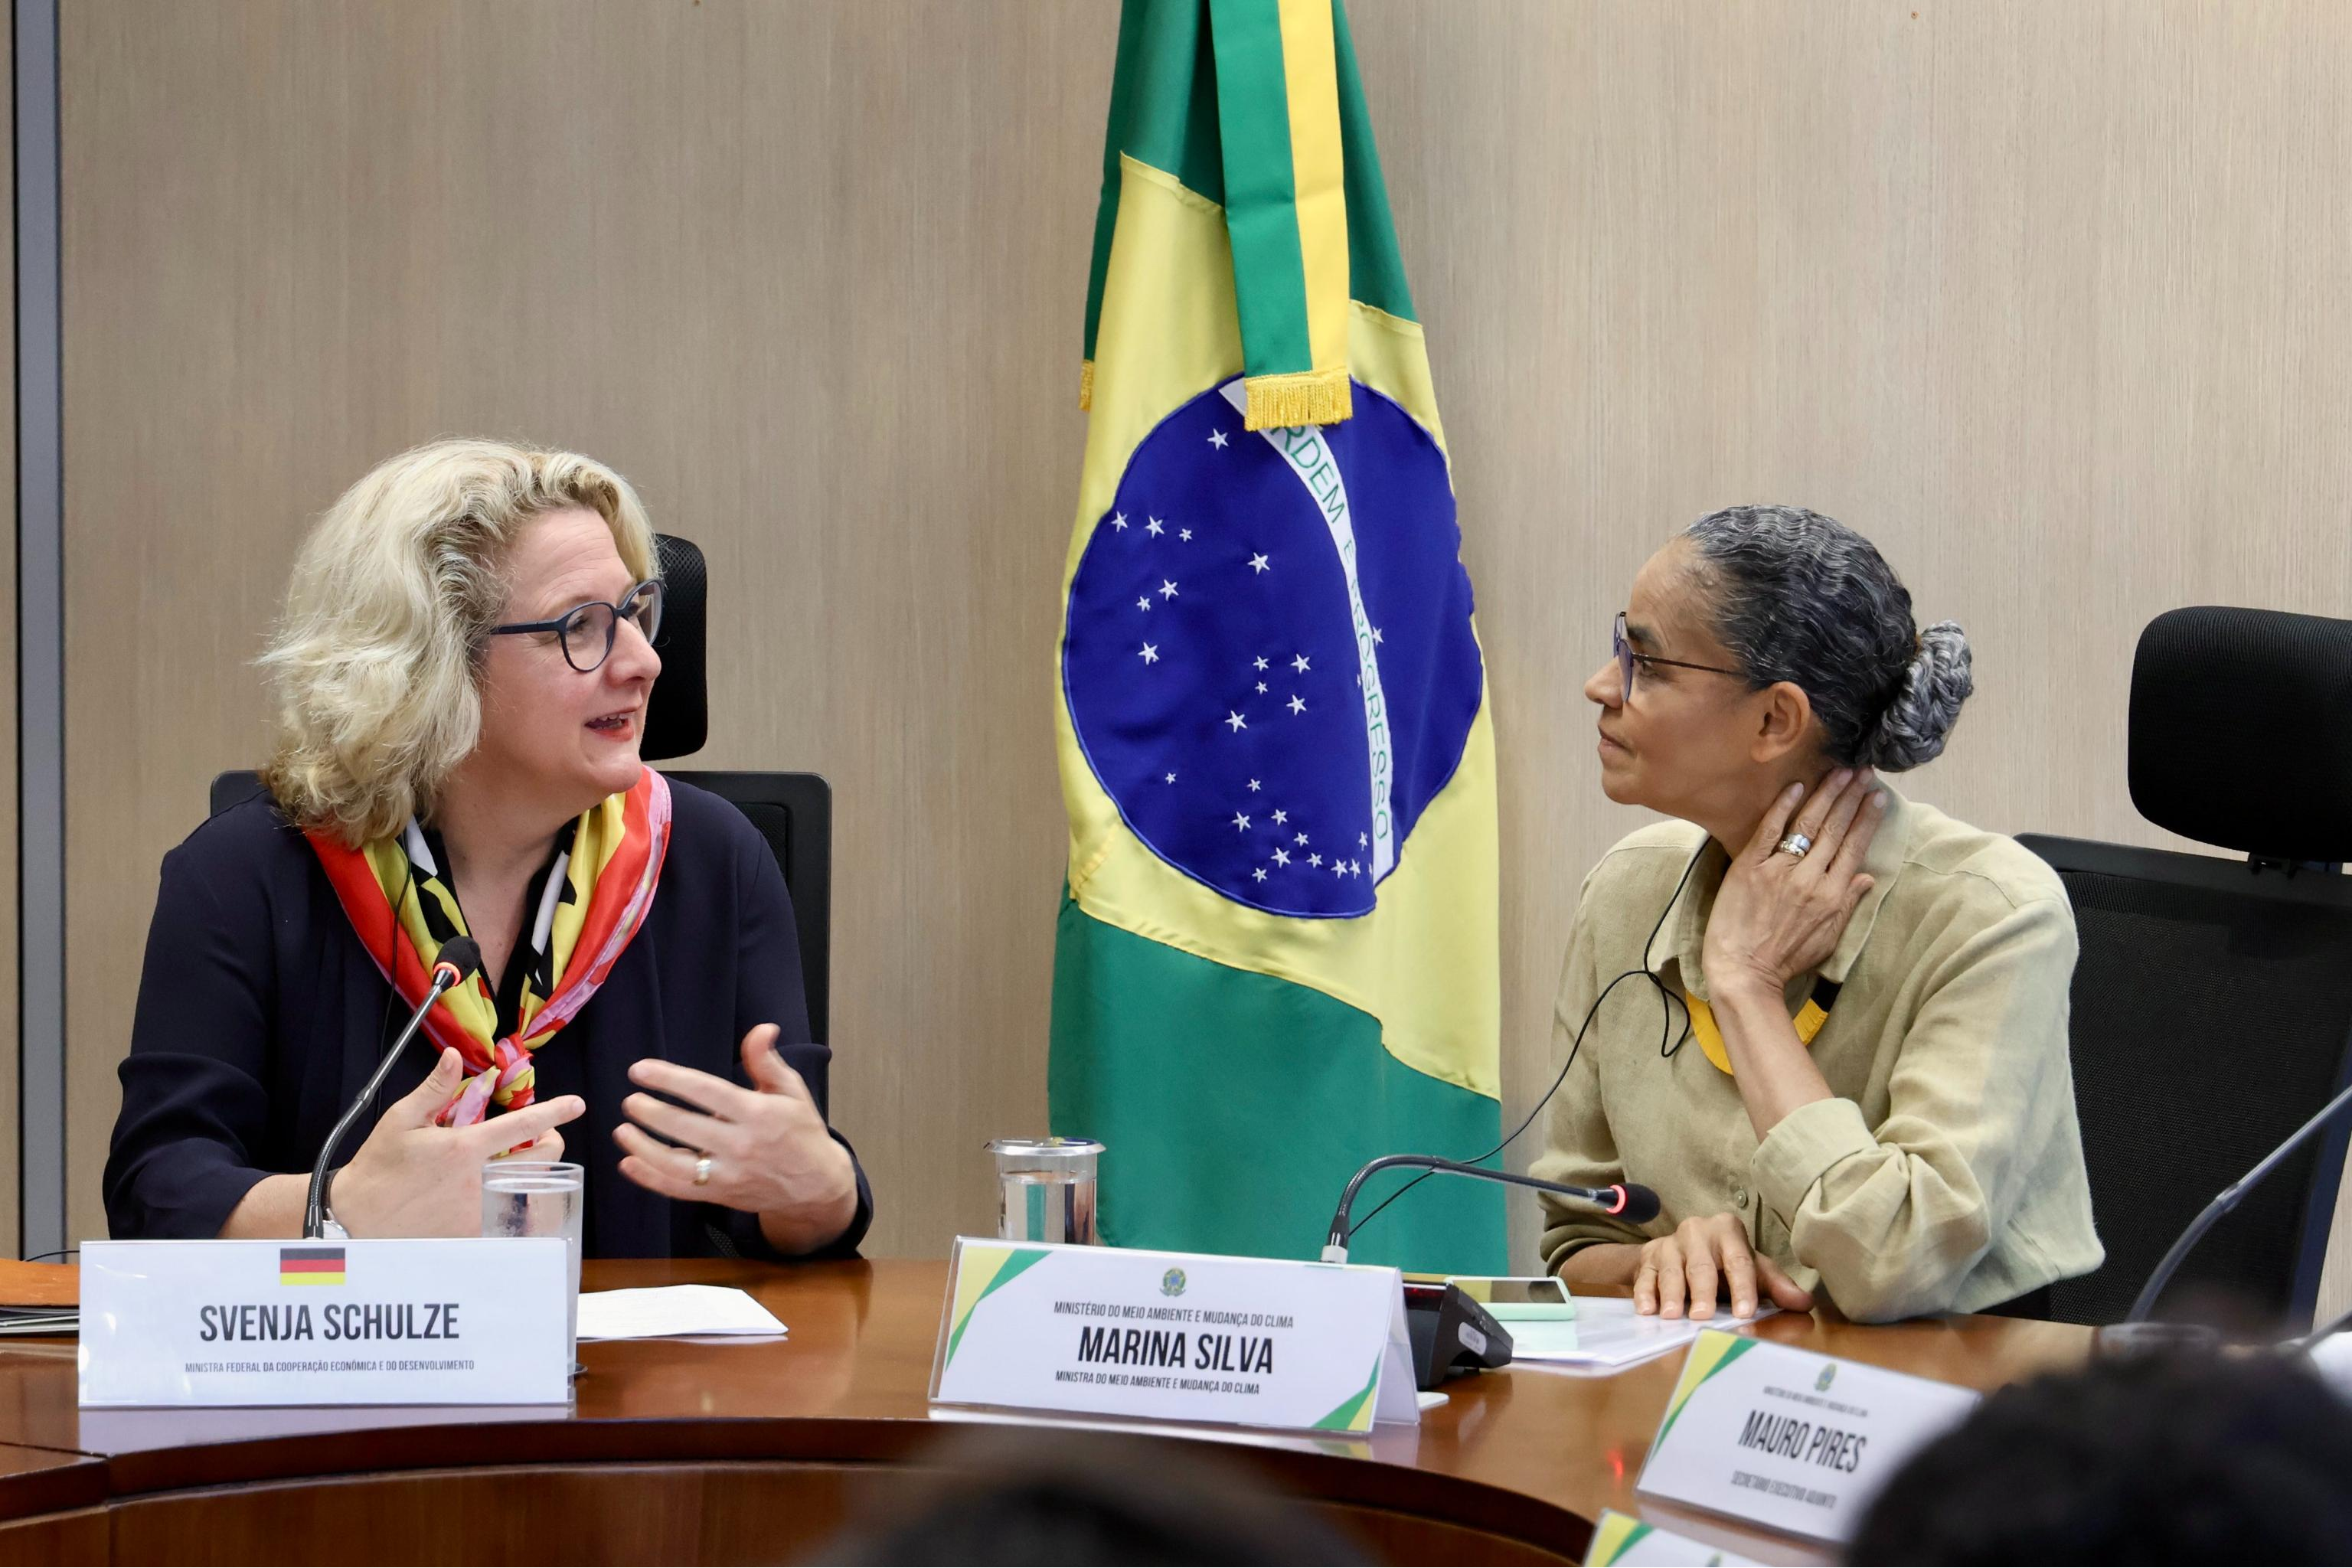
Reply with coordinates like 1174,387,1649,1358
103,776,872,1260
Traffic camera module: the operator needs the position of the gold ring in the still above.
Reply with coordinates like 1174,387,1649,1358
693,1155,713,1187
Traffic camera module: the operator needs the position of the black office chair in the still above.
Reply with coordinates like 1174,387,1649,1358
211,533,834,1044
2020,606,2352,1330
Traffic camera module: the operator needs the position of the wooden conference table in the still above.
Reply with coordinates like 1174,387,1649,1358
0,1258,2091,1565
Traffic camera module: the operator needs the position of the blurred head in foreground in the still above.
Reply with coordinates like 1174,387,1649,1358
1850,1349,2352,1565
820,1429,1366,1566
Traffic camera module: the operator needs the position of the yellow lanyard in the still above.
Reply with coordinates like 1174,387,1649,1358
1684,979,1841,1076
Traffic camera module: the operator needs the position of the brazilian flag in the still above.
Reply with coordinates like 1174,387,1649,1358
1050,0,1503,1275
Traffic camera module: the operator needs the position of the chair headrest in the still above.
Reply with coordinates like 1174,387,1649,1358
2128,606,2352,862
642,534,707,763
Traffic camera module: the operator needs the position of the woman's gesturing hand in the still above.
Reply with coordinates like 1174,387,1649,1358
1701,767,1887,1002
1635,1213,1816,1319
331,1047,584,1238
614,1024,858,1251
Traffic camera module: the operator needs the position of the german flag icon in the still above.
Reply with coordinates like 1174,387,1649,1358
279,1246,346,1286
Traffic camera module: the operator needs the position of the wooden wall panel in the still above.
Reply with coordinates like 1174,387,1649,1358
54,1,2352,1301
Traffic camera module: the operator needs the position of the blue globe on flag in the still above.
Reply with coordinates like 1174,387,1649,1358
1062,378,1483,920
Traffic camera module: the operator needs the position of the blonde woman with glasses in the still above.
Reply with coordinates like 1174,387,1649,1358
104,439,869,1259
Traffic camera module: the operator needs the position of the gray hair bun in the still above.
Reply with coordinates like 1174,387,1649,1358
1860,621,1973,771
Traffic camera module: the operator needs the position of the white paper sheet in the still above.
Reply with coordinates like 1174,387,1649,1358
1508,1296,1774,1373
576,1284,788,1341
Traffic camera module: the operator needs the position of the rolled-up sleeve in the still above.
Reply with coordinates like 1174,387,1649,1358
1753,893,2077,1321
1530,876,1654,1271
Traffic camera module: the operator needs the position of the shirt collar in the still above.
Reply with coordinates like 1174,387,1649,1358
1656,781,1916,1000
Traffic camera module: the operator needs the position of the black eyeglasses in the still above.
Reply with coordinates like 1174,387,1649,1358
1613,611,1745,704
491,579,665,674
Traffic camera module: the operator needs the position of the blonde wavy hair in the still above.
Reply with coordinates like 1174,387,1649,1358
260,439,658,846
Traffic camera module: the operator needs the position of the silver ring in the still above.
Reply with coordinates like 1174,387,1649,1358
1776,833,1813,860
693,1155,714,1187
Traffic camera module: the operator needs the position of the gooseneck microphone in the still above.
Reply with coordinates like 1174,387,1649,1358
1321,1154,1661,1263
303,937,484,1240
2125,1025,2352,1324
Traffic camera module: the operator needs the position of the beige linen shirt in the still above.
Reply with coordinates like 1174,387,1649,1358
1530,788,2102,1321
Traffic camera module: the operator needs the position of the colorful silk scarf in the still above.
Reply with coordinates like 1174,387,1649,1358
309,768,673,1126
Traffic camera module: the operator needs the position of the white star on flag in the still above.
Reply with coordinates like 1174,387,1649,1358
1308,853,1322,867
1253,867,1266,880
1256,681,1268,694
1147,518,1165,537
1271,808,1288,824
1358,832,1368,847
1160,580,1180,599
1138,643,1158,664
1295,831,1308,845
1179,528,1193,542
1253,656,1269,671
1292,655,1311,673
1109,513,1128,531
1233,813,1251,831
1208,430,1230,449
1272,848,1290,866
1247,779,1261,791
1349,859,1361,875
1372,627,1384,644
1136,596,1152,612
1288,695,1306,714
1164,773,1177,783
1331,861,1346,877
1225,710,1247,732
1249,554,1270,573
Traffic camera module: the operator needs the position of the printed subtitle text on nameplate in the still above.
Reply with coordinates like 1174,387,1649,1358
928,1236,1419,1432
1635,1329,1978,1544
79,1238,571,1407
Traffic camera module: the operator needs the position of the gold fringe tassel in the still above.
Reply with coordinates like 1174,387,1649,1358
1078,358,1095,411
1241,368,1353,431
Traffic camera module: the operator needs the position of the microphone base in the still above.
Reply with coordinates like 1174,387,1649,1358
2094,1319,2220,1360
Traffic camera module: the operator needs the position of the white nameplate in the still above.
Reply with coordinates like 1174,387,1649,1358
80,1239,570,1408
928,1236,1419,1433
1635,1330,1978,1544
1585,1509,1759,1566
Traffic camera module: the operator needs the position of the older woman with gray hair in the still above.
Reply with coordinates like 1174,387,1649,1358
104,439,871,1259
1530,505,2100,1323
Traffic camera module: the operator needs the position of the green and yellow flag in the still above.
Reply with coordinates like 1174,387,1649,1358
1050,0,1503,1273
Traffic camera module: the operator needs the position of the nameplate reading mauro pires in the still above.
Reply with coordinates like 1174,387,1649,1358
1635,1330,1979,1544
79,1237,571,1407
927,1236,1420,1433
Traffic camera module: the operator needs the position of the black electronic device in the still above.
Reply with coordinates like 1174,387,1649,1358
1402,1280,1513,1390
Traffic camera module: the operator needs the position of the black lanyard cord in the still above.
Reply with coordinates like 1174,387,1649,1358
1344,842,1709,1246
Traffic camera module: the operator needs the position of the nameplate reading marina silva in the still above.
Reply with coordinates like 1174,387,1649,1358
80,1238,571,1408
1635,1330,1979,1544
928,1236,1419,1432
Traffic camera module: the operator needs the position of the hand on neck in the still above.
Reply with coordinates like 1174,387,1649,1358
1701,762,1838,857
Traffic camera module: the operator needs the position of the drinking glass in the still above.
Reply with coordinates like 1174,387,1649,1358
988,1138,1103,1245
482,1159,584,1358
